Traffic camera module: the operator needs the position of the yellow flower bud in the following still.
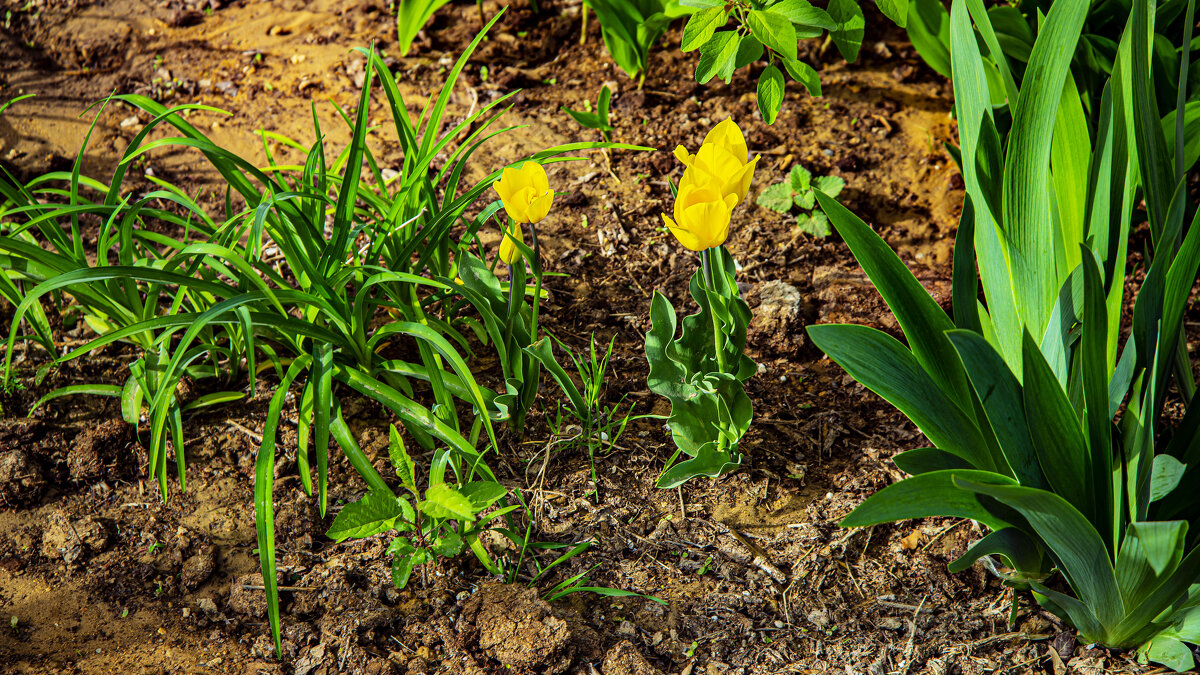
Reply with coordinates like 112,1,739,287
493,161,553,224
498,221,523,265
673,117,759,206
661,174,738,252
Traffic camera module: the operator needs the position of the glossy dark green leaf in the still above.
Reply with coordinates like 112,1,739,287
756,65,785,124
815,190,974,409
954,478,1121,628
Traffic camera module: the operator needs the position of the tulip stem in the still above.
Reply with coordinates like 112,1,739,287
701,248,726,374
504,262,516,359
529,223,543,341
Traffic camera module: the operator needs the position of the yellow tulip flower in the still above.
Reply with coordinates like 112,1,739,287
662,173,738,252
498,221,523,265
494,161,553,224
673,117,759,206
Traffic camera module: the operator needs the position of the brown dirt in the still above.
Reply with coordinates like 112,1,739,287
0,0,1181,674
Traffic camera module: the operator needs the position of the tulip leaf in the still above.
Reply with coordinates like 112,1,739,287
747,10,798,61
646,248,754,489
682,6,727,52
756,65,785,124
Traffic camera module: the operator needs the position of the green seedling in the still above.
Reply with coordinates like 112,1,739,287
562,86,614,143
756,164,845,237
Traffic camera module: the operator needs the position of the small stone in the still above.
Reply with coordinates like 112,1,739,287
751,280,805,351
120,116,140,129
197,597,218,615
181,546,216,589
0,447,45,507
228,574,267,617
601,640,662,675
807,608,829,628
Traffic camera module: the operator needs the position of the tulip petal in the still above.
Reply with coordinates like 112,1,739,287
673,145,694,166
663,213,706,252
704,118,749,162
527,190,553,224
494,166,520,203
523,161,549,194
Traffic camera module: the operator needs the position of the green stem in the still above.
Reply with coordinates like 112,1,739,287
504,261,517,364
529,222,543,341
701,248,726,374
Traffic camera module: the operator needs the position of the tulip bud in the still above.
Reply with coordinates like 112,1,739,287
498,221,523,264
493,162,554,224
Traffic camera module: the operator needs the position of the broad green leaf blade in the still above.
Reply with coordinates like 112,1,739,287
809,324,993,469
459,481,507,510
388,424,418,493
906,0,950,78
874,0,908,27
681,6,727,51
947,527,1046,577
840,470,1019,531
781,57,821,96
695,31,739,84
827,0,865,61
891,447,972,475
326,491,408,543
418,483,475,521
954,478,1122,628
1000,0,1089,335
815,190,974,409
746,10,798,61
945,330,1048,490
1020,332,1092,518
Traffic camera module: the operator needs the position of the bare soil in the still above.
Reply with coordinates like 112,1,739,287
0,0,1188,673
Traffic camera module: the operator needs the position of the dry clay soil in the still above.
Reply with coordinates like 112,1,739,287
0,0,1186,673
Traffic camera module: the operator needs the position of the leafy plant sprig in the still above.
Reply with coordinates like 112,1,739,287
756,164,845,237
582,0,695,87
326,425,514,589
680,0,905,123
